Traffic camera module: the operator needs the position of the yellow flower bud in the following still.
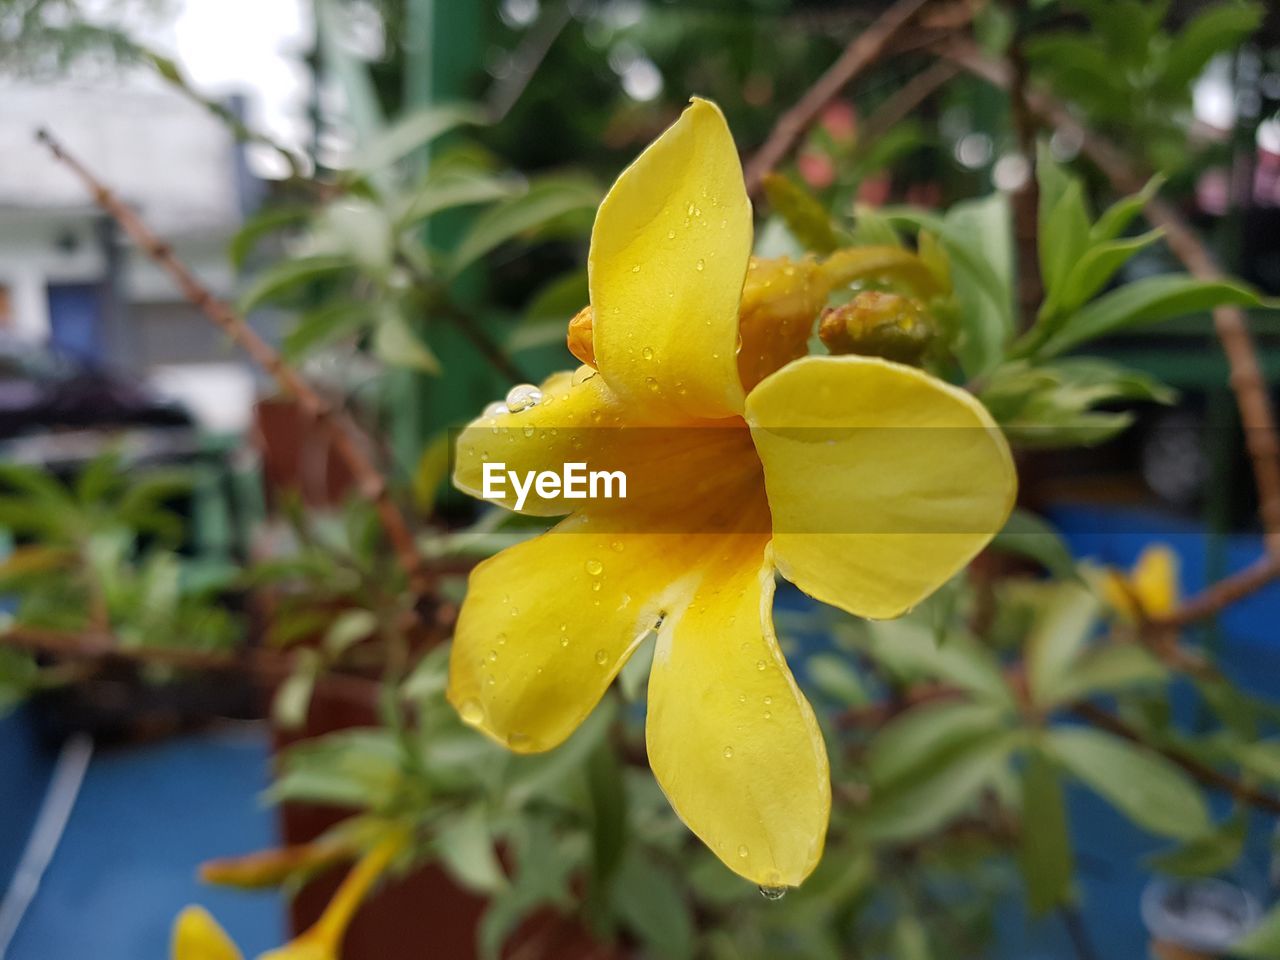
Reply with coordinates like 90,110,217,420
818,291,932,365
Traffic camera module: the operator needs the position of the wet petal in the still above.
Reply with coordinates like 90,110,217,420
171,906,243,960
646,540,830,887
589,97,752,420
746,355,1016,620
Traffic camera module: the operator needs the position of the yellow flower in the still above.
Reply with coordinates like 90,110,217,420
448,98,1016,888
172,831,404,960
1101,544,1180,620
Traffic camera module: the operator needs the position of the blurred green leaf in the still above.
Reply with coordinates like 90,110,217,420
1049,644,1168,705
1158,2,1263,93
1147,813,1245,877
449,177,599,275
229,205,311,269
1047,727,1211,839
398,172,517,228
1235,899,1280,959
1019,748,1074,914
373,309,441,374
762,172,844,254
1026,582,1099,708
435,806,507,894
1091,176,1163,243
611,851,695,960
858,618,1014,707
991,508,1078,580
867,699,1010,790
323,609,378,657
238,255,351,313
1039,179,1091,307
282,301,372,360
807,653,870,707
273,650,319,730
353,104,484,174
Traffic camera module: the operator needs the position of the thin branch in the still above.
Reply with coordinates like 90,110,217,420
35,129,437,616
858,59,959,147
1006,11,1042,328
940,40,1280,555
1153,552,1280,629
486,0,577,124
743,0,934,195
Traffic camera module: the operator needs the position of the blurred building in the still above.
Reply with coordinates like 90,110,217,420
0,81,259,433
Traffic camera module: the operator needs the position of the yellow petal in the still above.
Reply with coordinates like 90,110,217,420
736,257,830,393
589,97,752,420
450,451,768,753
171,906,243,960
646,540,830,887
1131,544,1179,617
745,355,1016,620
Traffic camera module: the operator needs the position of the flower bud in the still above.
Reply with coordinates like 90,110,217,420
818,291,932,365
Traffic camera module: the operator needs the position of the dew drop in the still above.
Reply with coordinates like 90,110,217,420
737,845,749,858
486,649,499,663
763,696,773,705
572,365,597,386
594,649,608,665
483,401,509,418
666,229,676,239
505,383,543,413
641,346,654,361
610,540,624,553
585,558,604,576
560,637,570,648
459,698,484,724
756,660,767,671
631,264,641,273
763,711,772,720
722,746,734,759
759,886,787,901
695,258,705,272
522,424,535,438
644,376,659,391
486,675,496,686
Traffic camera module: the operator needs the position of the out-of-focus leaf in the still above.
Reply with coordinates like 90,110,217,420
1039,179,1091,306
238,255,351,312
1019,748,1074,913
282,301,372,359
315,0,383,148
849,204,902,248
398,172,516,228
273,650,319,730
413,432,453,515
1147,813,1246,877
991,508,1078,579
321,199,393,274
323,609,378,657
229,205,311,269
863,730,1018,842
449,177,599,275
435,806,507,894
1047,727,1211,840
611,851,694,960
1049,644,1168,705
1050,230,1164,319
866,699,1009,789
858,618,1014,707
1091,175,1164,243
1159,3,1263,93
586,736,628,894
353,104,484,173
269,729,404,809
373,310,440,374
1026,582,1099,708
0,648,40,715
762,173,844,254
1036,276,1265,357
1235,899,1280,958
806,652,870,707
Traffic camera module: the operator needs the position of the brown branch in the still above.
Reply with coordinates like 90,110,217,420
858,59,960,147
1071,701,1280,815
1007,16,1042,328
1153,553,1280,629
3,625,378,707
940,41,1280,556
35,129,437,615
743,0,935,195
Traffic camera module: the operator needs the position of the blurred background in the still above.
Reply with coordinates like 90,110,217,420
2,1,1280,958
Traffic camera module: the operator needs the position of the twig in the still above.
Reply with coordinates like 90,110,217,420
858,59,960,147
1006,11,1042,328
1071,701,1280,816
1153,552,1280,629
486,0,577,124
35,129,437,615
743,0,934,195
3,624,379,707
940,41,1280,555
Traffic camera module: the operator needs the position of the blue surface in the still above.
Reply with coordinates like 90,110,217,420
1,710,285,959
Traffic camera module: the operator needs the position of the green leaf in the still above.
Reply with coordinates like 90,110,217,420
1147,813,1245,877
863,731,1018,842
806,653,870,707
269,729,404,809
866,699,1010,789
1049,644,1168,705
449,177,599,275
1019,748,1074,914
586,737,628,894
412,432,453,515
1039,179,1091,304
323,609,378,656
1091,175,1163,243
238,255,351,312
229,205,311,269
1037,275,1265,357
398,172,516,228
991,508,1078,580
373,310,441,374
849,204,902,248
272,651,319,730
1235,900,1280,959
858,618,1014,707
1047,727,1211,839
282,301,373,360
1052,230,1164,318
762,172,843,254
1159,3,1263,93
435,806,507,894
611,852,695,960
0,648,40,716
353,104,484,173
315,0,384,148
1026,582,1100,708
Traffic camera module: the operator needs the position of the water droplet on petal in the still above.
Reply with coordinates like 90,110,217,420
756,660,767,671
585,559,604,576
459,698,484,724
644,376,659,391
610,540,624,553
759,886,787,901
666,229,676,239
631,264,641,273
572,365,597,386
560,636,570,648
486,649,499,663
641,346,654,361
722,746,734,759
505,383,543,413
763,696,773,705
483,401,509,418
695,258,705,272
522,424,535,438
594,649,608,665
737,845,749,858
